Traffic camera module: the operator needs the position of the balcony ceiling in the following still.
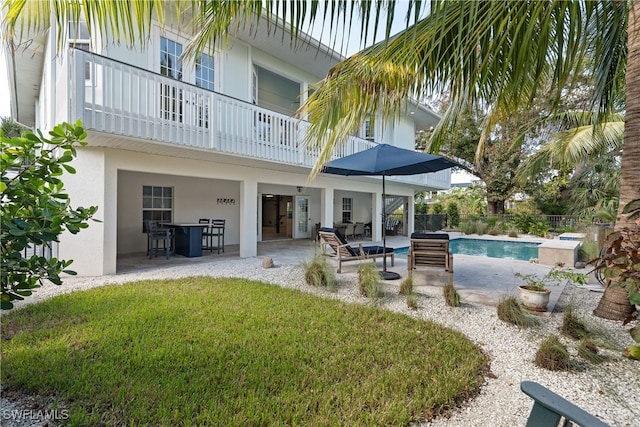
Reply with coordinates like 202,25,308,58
5,39,45,127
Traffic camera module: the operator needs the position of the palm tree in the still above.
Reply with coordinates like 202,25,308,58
4,0,639,314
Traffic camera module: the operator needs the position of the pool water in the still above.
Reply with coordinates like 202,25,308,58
396,238,540,261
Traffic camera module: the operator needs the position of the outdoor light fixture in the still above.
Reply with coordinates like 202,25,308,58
296,186,303,192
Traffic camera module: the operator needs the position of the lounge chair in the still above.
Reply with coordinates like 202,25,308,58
407,232,453,273
318,227,395,273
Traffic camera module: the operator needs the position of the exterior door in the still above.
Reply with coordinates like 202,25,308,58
294,196,311,239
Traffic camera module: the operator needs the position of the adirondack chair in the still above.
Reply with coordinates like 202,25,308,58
407,232,453,273
318,227,394,273
521,381,609,427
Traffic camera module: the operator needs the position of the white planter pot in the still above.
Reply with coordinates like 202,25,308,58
518,285,551,312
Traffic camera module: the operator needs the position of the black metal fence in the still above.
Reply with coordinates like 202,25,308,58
414,213,595,232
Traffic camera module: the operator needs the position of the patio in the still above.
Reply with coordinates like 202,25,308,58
116,234,590,311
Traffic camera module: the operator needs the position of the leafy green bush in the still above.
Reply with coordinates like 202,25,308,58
530,220,551,237
475,222,489,235
1,121,98,309
446,203,460,228
578,236,599,262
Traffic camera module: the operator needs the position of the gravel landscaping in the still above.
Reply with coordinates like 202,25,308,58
1,254,639,426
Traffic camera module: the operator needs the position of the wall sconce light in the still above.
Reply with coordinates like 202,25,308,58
296,186,303,193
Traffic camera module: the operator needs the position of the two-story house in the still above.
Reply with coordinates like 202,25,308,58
5,13,449,276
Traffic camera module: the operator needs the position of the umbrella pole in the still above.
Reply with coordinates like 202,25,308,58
380,174,400,280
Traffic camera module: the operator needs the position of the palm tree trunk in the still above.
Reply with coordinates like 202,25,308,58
617,1,640,229
594,3,640,320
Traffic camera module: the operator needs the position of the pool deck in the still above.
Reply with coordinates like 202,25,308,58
118,232,600,314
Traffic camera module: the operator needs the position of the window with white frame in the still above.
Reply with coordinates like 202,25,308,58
195,52,215,128
342,197,353,223
195,52,215,90
361,115,375,140
68,16,92,81
159,37,183,122
142,186,173,231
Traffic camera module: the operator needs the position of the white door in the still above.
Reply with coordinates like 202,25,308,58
294,196,311,239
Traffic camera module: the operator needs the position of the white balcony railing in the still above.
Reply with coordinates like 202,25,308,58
68,49,450,189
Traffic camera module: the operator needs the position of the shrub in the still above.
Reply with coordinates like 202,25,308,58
496,297,538,328
577,339,605,364
443,282,461,307
475,221,489,235
1,121,98,309
559,305,589,340
578,237,599,262
530,220,551,237
303,255,336,290
459,221,475,235
484,216,499,228
358,262,382,298
399,274,414,296
508,230,519,238
406,294,418,310
535,335,571,371
446,203,460,228
488,227,500,236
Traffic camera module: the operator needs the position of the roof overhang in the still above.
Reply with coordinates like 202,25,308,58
5,37,46,127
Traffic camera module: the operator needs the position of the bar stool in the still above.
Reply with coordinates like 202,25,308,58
210,219,225,254
144,220,174,259
199,218,212,251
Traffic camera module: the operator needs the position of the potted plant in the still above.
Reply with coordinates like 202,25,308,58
592,197,640,320
516,269,588,312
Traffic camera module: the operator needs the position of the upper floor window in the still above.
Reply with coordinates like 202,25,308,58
362,116,375,141
160,37,183,80
68,16,92,80
196,52,215,90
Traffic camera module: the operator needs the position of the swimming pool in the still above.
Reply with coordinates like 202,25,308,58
396,238,540,261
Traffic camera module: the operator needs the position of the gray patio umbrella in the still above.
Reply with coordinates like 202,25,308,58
322,143,458,280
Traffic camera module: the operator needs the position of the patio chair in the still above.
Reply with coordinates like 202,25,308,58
318,227,394,273
521,381,608,427
385,218,400,236
144,220,174,260
354,222,365,239
344,223,355,239
407,232,453,273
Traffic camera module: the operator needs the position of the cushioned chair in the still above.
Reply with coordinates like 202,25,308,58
385,218,401,236
318,227,394,273
144,220,174,260
344,223,355,239
354,222,365,239
407,232,453,273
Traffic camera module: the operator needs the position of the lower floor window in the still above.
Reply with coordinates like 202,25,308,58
143,185,173,231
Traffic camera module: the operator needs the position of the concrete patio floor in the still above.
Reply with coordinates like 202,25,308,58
117,234,599,313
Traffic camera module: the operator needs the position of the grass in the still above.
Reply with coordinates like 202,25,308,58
535,335,571,371
302,254,336,290
496,297,539,328
1,277,487,426
443,282,461,307
357,261,382,298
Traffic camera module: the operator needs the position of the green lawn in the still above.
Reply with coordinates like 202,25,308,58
1,277,487,426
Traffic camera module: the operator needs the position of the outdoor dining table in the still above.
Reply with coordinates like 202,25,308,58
166,223,208,257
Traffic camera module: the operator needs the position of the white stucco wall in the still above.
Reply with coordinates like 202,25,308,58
117,171,241,254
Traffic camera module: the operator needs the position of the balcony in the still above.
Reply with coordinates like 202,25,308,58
65,49,450,189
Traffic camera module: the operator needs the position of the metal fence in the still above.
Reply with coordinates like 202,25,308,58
414,214,596,232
